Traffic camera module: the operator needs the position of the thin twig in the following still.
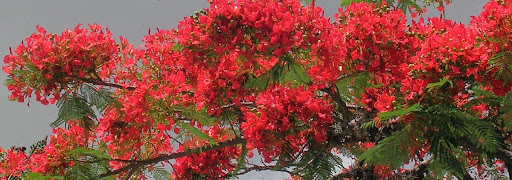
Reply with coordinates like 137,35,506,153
220,102,256,109
221,165,295,179
81,78,136,90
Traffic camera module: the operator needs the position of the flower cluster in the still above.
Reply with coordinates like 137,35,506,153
242,85,333,162
0,148,27,177
337,1,512,120
2,24,120,105
470,0,512,95
2,0,512,179
0,123,91,178
334,2,414,113
172,126,241,179
28,124,92,175
172,0,343,111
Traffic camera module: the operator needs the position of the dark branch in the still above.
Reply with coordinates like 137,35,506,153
99,138,246,178
321,87,352,121
81,78,136,90
220,102,256,109
221,165,295,179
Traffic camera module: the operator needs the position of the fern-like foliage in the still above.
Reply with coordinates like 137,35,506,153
52,95,96,130
62,161,114,180
68,147,112,160
294,143,343,180
244,62,284,91
230,144,247,178
51,84,117,130
170,105,217,126
245,55,310,91
359,124,423,168
65,148,115,180
176,122,218,145
64,162,100,180
488,51,512,86
300,0,314,5
335,72,372,105
462,84,500,109
419,105,504,178
23,173,63,180
152,166,171,180
377,103,421,122
80,84,117,113
360,103,505,179
499,92,512,133
278,60,311,87
270,140,300,172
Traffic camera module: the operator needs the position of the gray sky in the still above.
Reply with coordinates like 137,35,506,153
0,0,487,179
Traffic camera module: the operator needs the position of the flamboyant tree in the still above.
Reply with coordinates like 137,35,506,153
1,0,512,179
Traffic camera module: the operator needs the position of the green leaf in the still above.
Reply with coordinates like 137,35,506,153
501,91,512,114
80,84,117,113
24,172,64,180
463,84,500,109
430,139,468,179
171,105,217,126
64,162,99,180
426,76,451,89
152,166,172,180
62,157,114,180
51,95,96,130
68,147,111,160
300,0,313,5
90,161,112,179
275,141,299,169
378,103,421,121
360,121,376,129
456,112,503,153
171,44,184,51
341,0,365,6
177,122,218,145
278,60,311,87
418,105,504,178
426,106,503,154
295,143,339,180
335,72,372,104
244,66,278,91
244,73,271,91
487,51,512,86
244,60,286,91
360,124,422,168
230,144,247,178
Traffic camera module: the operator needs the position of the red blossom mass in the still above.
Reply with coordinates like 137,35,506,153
2,0,512,179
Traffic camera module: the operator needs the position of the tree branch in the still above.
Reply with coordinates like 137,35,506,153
81,78,136,90
99,137,246,178
221,165,295,179
321,87,352,121
220,102,256,109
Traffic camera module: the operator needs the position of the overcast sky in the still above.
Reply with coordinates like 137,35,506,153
0,0,487,179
